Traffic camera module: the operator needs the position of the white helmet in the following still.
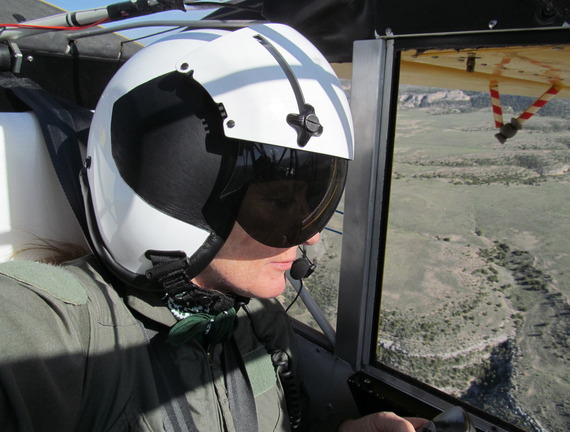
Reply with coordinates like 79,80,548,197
83,23,354,287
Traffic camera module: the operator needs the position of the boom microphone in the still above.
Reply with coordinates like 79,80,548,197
290,247,316,280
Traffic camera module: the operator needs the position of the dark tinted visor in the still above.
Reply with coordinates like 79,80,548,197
220,142,348,248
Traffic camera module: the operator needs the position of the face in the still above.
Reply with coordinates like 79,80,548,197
192,223,320,299
235,180,312,248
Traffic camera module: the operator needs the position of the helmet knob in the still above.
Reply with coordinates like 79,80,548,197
287,104,323,147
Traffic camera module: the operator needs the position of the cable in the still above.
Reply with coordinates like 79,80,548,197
0,19,110,32
120,25,187,43
65,19,266,40
184,1,263,14
241,303,303,430
285,279,303,313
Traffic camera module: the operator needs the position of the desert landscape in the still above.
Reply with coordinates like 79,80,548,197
284,86,570,431
381,87,570,431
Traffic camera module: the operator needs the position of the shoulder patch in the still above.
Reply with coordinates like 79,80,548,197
0,260,87,305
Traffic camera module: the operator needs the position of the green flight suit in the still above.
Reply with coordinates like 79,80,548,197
0,256,297,431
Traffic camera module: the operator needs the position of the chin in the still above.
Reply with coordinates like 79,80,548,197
243,277,287,299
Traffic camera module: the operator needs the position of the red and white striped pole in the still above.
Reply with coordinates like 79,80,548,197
489,80,504,129
493,82,562,144
516,83,562,126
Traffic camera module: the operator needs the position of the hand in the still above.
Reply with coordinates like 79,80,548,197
339,411,428,432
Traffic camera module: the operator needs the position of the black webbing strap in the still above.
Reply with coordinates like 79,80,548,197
140,323,199,432
0,73,92,239
145,250,196,296
145,250,237,315
224,337,260,432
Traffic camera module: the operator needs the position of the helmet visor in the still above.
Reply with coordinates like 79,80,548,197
220,142,348,248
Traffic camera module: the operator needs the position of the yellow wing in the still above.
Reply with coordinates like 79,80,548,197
400,44,570,99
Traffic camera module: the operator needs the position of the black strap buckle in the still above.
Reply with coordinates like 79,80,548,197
144,250,191,282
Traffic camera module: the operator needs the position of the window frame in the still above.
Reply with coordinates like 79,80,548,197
333,27,570,431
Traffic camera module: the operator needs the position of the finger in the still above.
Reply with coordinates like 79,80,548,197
405,417,430,430
372,412,417,431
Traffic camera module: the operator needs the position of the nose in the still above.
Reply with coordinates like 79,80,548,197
303,232,320,246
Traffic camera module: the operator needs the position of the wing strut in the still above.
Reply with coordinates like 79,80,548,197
492,81,562,144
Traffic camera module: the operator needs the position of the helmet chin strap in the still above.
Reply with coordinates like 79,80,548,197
145,249,238,315
145,249,252,347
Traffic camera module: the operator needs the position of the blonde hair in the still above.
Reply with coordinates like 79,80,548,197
13,237,90,265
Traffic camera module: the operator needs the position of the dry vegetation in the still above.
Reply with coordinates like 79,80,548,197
378,92,570,431
282,87,570,431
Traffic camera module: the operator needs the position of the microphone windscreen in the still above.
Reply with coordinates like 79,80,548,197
290,258,310,280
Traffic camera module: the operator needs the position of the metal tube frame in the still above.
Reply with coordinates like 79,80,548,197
335,37,396,368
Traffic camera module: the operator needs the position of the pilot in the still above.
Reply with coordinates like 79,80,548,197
0,23,425,432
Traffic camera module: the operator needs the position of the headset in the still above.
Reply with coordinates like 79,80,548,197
290,246,316,281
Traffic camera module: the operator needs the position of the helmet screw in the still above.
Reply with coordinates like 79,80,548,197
304,113,321,133
226,120,236,128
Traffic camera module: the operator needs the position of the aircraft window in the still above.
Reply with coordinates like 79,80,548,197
377,83,570,431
